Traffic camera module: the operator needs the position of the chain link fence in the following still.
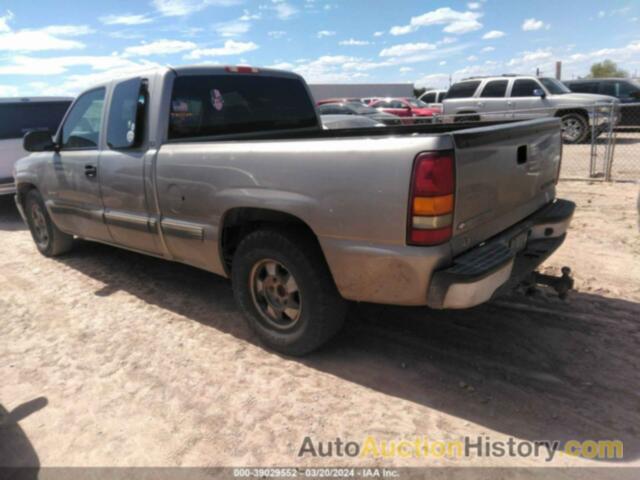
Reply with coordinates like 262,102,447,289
607,103,640,181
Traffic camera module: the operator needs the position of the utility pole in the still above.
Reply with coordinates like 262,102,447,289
555,61,562,80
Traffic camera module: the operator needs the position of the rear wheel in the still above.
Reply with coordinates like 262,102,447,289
560,113,589,144
24,189,73,257
231,228,347,356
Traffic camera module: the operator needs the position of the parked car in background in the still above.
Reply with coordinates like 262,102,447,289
441,75,618,143
0,97,72,195
361,97,379,105
320,114,385,129
419,89,447,111
369,98,439,124
564,78,640,127
15,65,573,355
317,102,402,125
316,97,361,106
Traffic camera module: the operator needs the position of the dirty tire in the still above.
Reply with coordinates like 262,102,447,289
560,113,589,144
231,228,347,356
24,189,73,257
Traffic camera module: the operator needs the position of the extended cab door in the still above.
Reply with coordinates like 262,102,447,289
98,77,163,255
45,88,112,242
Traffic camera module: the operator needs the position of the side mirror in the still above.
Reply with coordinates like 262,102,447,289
23,130,56,152
533,88,546,98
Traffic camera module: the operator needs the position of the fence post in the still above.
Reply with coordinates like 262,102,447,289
589,105,597,177
604,102,616,182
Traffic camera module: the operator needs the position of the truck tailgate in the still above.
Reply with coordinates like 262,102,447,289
450,118,562,256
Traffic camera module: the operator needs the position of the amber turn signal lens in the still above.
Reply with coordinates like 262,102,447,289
413,194,454,216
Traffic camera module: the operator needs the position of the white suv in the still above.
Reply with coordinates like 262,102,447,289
441,75,618,143
0,97,72,195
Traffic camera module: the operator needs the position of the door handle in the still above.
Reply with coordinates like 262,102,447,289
84,164,97,178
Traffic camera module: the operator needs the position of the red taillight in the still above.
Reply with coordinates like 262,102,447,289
413,152,454,197
408,151,455,246
225,66,259,73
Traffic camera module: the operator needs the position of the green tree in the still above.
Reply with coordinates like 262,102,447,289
588,60,628,78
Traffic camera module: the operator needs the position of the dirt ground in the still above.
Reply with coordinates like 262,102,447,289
1,181,639,473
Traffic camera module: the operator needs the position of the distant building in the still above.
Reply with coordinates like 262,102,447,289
308,83,414,102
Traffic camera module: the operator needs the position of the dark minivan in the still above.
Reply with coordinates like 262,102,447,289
564,78,640,126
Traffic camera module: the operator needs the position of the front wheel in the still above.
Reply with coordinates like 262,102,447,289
24,189,74,257
560,113,589,144
231,228,347,356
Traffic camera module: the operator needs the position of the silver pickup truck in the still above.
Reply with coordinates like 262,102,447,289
14,66,575,355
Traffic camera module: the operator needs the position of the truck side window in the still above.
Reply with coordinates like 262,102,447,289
168,74,318,140
107,78,147,149
445,81,481,99
423,93,435,103
0,101,70,141
511,80,542,97
61,88,106,150
480,80,508,98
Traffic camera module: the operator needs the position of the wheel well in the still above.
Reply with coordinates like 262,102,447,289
220,208,319,274
15,183,37,207
555,108,589,121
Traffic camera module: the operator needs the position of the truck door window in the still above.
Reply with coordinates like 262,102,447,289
168,74,318,140
511,79,542,97
480,80,508,98
107,78,147,149
423,93,435,103
61,88,106,150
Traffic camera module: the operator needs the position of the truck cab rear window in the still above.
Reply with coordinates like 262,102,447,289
168,74,319,140
445,81,481,99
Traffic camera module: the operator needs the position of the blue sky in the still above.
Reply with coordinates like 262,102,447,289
0,0,639,96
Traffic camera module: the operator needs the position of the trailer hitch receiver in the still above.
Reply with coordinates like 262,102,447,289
526,267,574,299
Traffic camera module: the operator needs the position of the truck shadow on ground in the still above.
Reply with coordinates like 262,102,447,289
0,397,47,479
0,195,26,231
55,240,640,463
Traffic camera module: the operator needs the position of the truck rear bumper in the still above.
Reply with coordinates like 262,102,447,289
427,198,575,309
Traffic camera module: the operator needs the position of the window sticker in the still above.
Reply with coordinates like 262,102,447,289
210,89,224,111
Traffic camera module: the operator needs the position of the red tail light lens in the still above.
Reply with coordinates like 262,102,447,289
413,152,454,197
408,151,455,246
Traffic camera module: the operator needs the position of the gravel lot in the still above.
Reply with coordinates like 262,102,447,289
1,181,639,471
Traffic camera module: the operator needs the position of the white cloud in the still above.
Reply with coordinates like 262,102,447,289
439,36,457,44
467,2,481,9
399,66,413,73
152,0,241,17
267,30,287,38
380,42,436,57
339,38,370,46
215,20,251,37
507,48,552,66
415,73,449,89
466,55,478,61
267,61,294,70
522,18,549,31
481,46,494,52
239,10,261,21
266,0,298,20
123,39,197,57
390,7,482,36
439,60,446,65
482,30,505,39
317,30,336,38
373,31,384,37
0,54,150,76
0,84,19,96
0,10,14,33
100,14,153,25
0,24,93,52
186,40,259,59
